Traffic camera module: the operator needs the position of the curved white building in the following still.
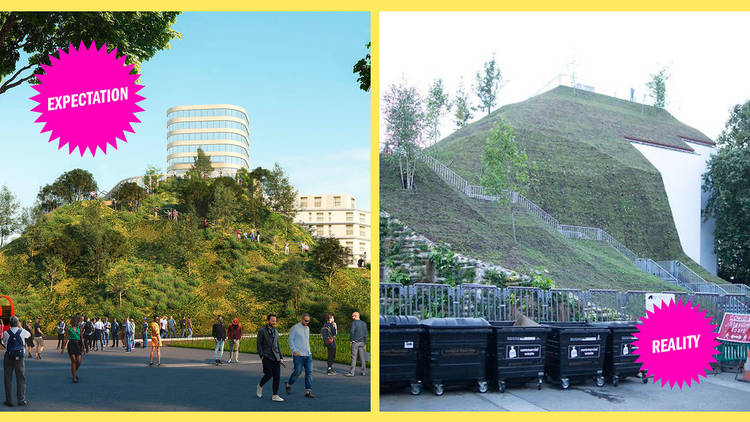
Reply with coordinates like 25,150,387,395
166,104,250,177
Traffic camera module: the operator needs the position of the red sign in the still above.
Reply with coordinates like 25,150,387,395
717,313,750,343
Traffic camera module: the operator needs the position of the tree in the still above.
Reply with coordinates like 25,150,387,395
646,68,669,109
262,163,298,221
353,41,370,92
169,215,200,276
310,237,349,287
42,255,65,291
0,184,20,247
37,168,98,210
189,148,213,179
0,12,181,96
703,100,750,285
143,165,162,193
453,77,473,129
479,118,530,244
425,78,451,144
80,204,126,283
279,256,306,314
474,54,502,116
208,183,240,229
178,177,212,218
113,182,146,210
717,101,750,149
382,81,425,190
105,260,138,307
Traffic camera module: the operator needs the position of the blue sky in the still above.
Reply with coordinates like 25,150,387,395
0,12,371,211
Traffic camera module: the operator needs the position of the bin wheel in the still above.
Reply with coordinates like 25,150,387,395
537,378,543,390
561,378,570,390
478,380,488,393
612,376,619,387
410,383,422,396
595,376,605,387
498,381,506,393
434,384,444,396
642,374,649,384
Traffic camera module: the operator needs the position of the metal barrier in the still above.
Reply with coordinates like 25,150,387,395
381,283,750,325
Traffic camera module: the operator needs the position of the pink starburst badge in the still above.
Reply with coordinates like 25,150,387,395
633,298,721,389
30,40,145,156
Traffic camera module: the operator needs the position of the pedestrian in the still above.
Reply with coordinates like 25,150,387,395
321,314,338,375
237,228,242,241
104,317,111,346
243,231,248,240
345,311,368,377
160,316,168,338
285,313,314,398
202,218,208,229
180,316,187,338
187,316,193,338
227,318,242,364
284,241,290,255
149,316,162,367
173,209,178,221
256,314,284,402
154,206,158,219
56,319,66,350
94,317,104,351
60,316,84,384
123,317,133,352
23,321,34,357
141,317,149,349
3,316,30,406
84,317,94,353
111,318,119,348
33,317,44,359
212,316,226,365
257,229,261,243
128,318,136,351
168,316,177,339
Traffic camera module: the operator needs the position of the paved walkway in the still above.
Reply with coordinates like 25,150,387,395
6,345,369,411
380,372,750,411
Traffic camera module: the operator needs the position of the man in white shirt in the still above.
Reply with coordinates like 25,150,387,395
94,318,105,351
2,316,30,407
160,317,168,338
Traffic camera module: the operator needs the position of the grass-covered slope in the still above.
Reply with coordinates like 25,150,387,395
380,156,679,292
0,199,369,335
430,85,713,261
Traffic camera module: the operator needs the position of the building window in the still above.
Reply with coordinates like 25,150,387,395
328,212,332,222
316,225,324,236
346,212,353,222
308,212,312,222
314,197,322,208
346,225,353,236
345,242,354,263
334,196,341,207
360,242,366,253
316,212,324,223
360,227,366,237
299,197,307,208
351,198,355,208
360,213,366,223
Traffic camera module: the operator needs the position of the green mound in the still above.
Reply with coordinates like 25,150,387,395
430,85,713,260
381,156,681,292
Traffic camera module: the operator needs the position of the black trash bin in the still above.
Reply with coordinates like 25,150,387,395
421,317,492,396
545,323,609,389
591,321,648,386
488,321,551,392
380,315,424,395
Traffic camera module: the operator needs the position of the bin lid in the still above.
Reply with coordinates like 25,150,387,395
380,315,420,327
421,317,491,328
490,321,551,332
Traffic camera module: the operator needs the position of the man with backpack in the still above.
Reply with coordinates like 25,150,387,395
56,319,66,350
2,316,30,407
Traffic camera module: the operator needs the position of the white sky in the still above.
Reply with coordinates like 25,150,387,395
380,12,750,143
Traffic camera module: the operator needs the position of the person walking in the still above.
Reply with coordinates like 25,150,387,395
187,316,194,338
104,317,111,347
23,321,34,357
2,316,30,406
321,314,338,375
160,316,168,338
154,206,158,219
33,317,44,360
56,319,66,350
173,209,178,221
180,316,187,338
141,317,149,349
123,317,133,353
149,316,162,367
227,318,242,364
256,314,284,402
94,318,104,351
345,312,368,377
111,318,120,348
256,229,261,243
168,316,177,339
60,316,84,384
285,313,314,398
212,316,226,365
284,241,290,255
